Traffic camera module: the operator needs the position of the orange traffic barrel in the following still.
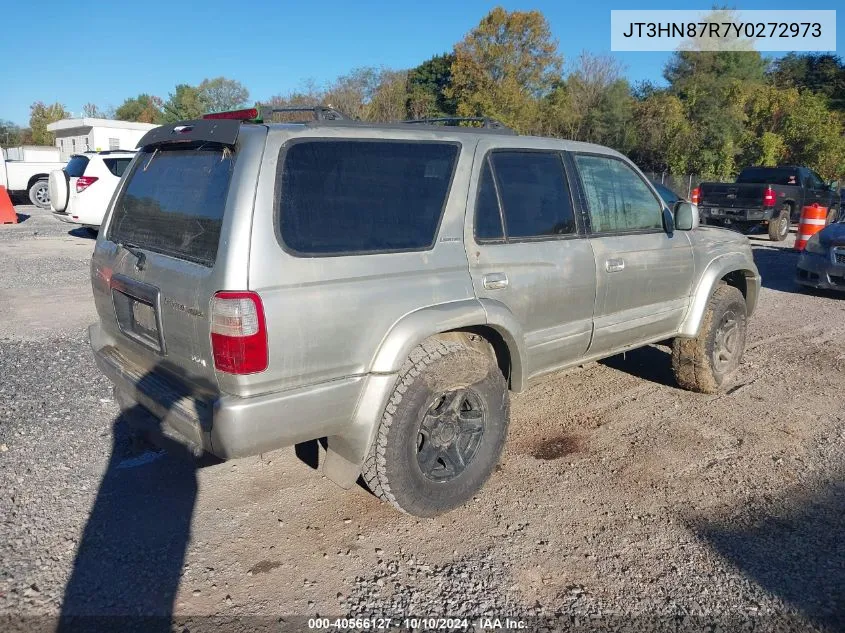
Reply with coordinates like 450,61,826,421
795,203,828,251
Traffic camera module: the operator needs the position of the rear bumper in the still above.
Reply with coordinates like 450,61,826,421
52,211,77,224
89,323,368,459
700,206,774,224
796,251,845,292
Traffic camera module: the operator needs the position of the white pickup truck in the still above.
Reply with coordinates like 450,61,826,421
0,150,66,208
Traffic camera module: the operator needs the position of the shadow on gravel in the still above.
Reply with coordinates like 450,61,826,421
58,367,201,633
14,212,30,223
693,477,845,632
68,227,97,239
750,244,803,294
599,344,677,388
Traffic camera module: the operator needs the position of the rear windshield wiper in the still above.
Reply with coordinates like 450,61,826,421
115,240,146,271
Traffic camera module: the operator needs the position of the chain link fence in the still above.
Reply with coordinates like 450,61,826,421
643,172,705,199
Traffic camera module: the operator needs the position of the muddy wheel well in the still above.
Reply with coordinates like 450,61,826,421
445,326,512,388
721,270,747,300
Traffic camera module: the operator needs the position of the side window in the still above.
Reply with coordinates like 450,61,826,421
104,158,132,177
489,151,576,238
573,154,663,233
808,170,825,190
474,159,504,241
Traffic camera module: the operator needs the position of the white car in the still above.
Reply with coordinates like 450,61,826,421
49,150,135,232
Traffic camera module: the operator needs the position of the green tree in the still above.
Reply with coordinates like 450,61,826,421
0,120,23,147
448,7,562,132
29,102,69,145
162,84,207,122
770,53,845,111
198,77,249,113
406,53,457,118
115,94,164,123
629,91,694,175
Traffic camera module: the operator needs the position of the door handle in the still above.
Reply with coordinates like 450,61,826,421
606,258,625,273
482,272,509,290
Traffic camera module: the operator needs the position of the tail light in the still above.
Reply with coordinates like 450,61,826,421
210,291,268,374
690,187,701,204
763,186,776,207
76,176,99,193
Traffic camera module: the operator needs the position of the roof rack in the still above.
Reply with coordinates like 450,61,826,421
258,106,347,122
403,117,514,133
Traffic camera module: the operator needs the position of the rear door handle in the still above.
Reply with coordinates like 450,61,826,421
606,258,625,273
482,272,509,290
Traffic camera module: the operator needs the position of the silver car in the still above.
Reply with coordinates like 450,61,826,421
89,110,760,517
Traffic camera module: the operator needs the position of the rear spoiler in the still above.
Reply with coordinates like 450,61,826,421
136,119,242,149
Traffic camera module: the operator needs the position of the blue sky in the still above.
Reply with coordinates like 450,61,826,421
1,0,841,126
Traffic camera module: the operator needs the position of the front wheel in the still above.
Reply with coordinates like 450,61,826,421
672,284,748,394
362,334,509,517
768,205,790,241
28,179,51,209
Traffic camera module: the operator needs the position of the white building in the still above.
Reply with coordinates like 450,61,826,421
46,118,159,160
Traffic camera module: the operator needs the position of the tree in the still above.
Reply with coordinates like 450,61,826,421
115,94,164,123
770,53,845,111
0,120,22,147
162,84,207,122
448,7,562,132
29,102,69,145
198,77,249,113
406,53,457,118
82,103,105,118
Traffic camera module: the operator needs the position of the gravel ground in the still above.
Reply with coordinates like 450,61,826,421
1,206,844,632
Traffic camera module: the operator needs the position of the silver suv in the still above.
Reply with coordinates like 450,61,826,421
89,109,760,517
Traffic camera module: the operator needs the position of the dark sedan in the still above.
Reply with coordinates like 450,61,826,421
796,220,845,292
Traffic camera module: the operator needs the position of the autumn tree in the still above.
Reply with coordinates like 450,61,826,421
115,94,164,123
29,102,69,145
406,53,457,118
0,120,23,147
198,77,249,113
82,103,106,118
162,84,207,122
448,7,562,132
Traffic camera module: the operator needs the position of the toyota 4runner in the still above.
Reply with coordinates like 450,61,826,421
88,108,760,517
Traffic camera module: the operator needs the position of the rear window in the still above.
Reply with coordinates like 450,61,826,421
104,157,133,177
736,168,798,186
64,155,90,177
278,140,459,255
107,144,234,267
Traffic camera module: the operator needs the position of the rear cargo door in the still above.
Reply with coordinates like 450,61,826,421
90,121,264,396
700,183,764,209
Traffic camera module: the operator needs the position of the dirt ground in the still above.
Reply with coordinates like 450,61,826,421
1,206,843,632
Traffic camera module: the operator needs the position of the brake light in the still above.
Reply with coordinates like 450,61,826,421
690,187,701,204
210,291,268,374
76,176,99,193
202,108,259,120
763,186,776,207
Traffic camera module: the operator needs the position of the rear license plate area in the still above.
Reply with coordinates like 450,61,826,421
111,275,165,353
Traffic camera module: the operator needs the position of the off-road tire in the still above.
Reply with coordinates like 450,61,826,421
672,284,747,394
768,204,790,241
28,179,50,209
362,334,509,517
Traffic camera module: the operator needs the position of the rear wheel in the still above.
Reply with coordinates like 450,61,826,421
362,334,509,517
28,179,50,209
672,284,747,394
767,205,790,241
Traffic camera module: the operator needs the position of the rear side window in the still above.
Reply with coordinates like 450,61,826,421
104,157,133,177
64,155,89,177
473,150,576,242
108,144,234,267
279,140,458,255
736,167,798,186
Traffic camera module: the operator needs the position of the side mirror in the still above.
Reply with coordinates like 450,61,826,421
662,207,675,236
829,180,840,192
674,201,699,231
